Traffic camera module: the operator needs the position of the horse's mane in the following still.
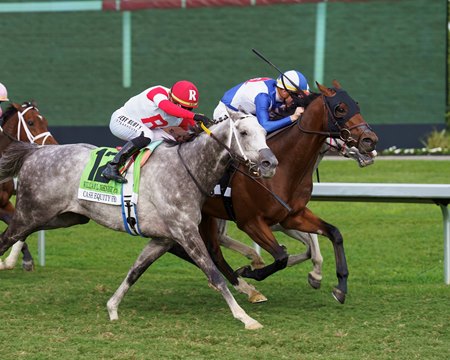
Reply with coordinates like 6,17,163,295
298,91,321,108
163,116,231,147
1,101,36,124
267,92,321,140
163,126,201,147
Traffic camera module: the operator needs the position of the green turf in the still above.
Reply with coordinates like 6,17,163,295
0,0,446,126
0,159,449,359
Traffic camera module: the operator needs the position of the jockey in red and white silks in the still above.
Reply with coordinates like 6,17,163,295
103,80,211,183
110,84,204,142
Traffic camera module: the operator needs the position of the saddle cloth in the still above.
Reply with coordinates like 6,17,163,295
78,141,162,236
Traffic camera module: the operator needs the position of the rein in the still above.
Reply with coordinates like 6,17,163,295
232,164,292,213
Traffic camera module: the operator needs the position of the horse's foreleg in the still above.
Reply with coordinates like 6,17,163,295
200,216,267,303
107,237,174,321
281,208,348,304
168,241,267,304
175,226,262,330
234,220,289,281
216,219,265,269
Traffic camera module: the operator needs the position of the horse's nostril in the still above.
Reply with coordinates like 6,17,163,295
361,138,376,151
261,160,271,168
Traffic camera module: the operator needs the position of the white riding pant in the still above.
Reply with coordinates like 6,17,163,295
109,109,174,142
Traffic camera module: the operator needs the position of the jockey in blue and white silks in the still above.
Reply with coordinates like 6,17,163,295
213,70,310,133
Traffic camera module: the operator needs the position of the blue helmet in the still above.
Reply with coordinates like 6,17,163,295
276,70,309,93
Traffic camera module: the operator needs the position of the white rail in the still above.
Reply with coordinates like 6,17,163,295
311,183,450,284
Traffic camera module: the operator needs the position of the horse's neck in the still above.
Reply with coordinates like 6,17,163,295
2,116,20,141
183,121,233,193
269,100,327,190
0,134,13,154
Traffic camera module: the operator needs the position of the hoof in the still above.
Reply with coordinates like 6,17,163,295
108,310,119,321
22,260,35,272
332,288,346,304
249,293,268,303
245,321,263,330
308,273,321,289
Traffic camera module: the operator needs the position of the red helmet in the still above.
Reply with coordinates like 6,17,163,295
170,80,199,109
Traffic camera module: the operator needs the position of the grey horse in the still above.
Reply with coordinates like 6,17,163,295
0,113,278,329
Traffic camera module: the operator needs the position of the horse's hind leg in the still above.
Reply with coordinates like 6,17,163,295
0,222,33,257
280,228,323,289
20,242,34,271
0,199,33,271
107,237,174,321
0,241,36,271
0,241,23,270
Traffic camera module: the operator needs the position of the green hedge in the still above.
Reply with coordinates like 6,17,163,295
0,0,446,125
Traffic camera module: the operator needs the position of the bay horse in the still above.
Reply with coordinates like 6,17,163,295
216,138,376,295
168,81,378,305
0,112,277,329
0,101,57,271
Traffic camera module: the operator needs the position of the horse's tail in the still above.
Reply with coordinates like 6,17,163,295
0,142,40,183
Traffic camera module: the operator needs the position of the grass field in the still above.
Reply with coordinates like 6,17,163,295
0,159,449,359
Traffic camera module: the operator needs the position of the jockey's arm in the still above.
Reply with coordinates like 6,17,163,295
254,93,292,133
147,87,196,130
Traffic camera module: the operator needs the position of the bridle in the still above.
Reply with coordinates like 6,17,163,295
177,116,261,196
297,88,373,148
1,104,54,144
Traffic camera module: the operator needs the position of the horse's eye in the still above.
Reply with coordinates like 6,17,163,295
334,104,347,118
27,120,34,126
240,131,248,136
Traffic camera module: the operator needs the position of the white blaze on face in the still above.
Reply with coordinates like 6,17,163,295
189,90,197,101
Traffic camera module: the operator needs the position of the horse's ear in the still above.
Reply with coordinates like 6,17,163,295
12,103,21,111
31,100,38,107
316,81,335,96
332,80,341,89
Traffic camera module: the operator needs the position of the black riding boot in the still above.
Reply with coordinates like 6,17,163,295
102,135,151,183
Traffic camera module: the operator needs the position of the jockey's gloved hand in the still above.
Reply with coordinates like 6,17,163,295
190,123,204,134
193,113,213,127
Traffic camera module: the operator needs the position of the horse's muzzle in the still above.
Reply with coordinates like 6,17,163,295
258,148,278,178
358,130,378,154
